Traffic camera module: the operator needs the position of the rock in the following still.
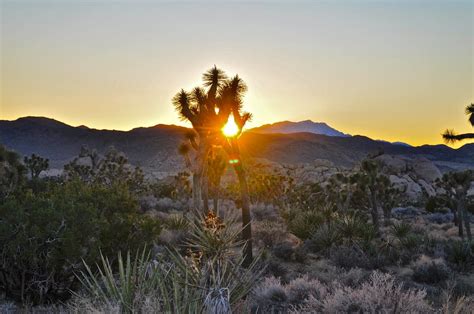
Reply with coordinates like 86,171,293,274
403,175,423,200
468,182,474,197
390,174,423,201
425,212,454,224
392,206,421,218
376,155,407,173
418,179,436,197
412,158,442,182
284,233,303,248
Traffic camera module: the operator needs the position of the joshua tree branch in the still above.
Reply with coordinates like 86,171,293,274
443,130,474,143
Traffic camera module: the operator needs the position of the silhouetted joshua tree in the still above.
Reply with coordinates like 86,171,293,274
173,66,253,266
443,104,474,143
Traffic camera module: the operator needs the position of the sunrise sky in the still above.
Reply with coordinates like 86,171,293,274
1,0,473,147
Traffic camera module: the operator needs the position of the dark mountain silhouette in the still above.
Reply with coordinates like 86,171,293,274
251,120,349,137
1,117,473,173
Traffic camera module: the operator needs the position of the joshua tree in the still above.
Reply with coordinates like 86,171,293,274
438,171,473,241
325,173,358,212
443,103,474,143
173,66,253,266
352,159,396,234
23,153,49,179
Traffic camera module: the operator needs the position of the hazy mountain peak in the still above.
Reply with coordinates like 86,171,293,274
251,120,350,137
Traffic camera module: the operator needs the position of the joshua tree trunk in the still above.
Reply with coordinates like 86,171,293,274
233,162,253,267
202,171,209,212
457,200,465,239
213,176,221,215
192,173,201,211
383,206,392,226
343,190,353,212
369,188,380,234
213,191,219,215
459,198,472,241
193,139,209,211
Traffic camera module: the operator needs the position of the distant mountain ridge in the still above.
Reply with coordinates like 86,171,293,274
251,120,349,137
1,117,474,175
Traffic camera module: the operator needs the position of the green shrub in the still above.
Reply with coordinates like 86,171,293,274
286,209,324,240
391,221,412,239
164,214,189,230
0,179,161,304
305,224,341,254
445,241,474,271
337,213,375,243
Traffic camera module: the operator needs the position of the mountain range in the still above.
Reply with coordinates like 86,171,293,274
1,117,473,175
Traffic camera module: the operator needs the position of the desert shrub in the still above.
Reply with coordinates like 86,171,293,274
253,221,287,249
305,224,341,254
337,212,376,243
272,242,295,261
254,272,431,313
252,277,289,313
442,294,474,314
164,213,189,230
303,211,376,255
425,196,452,213
252,275,328,312
391,221,413,239
286,209,325,240
390,222,425,256
316,271,431,313
330,241,397,270
400,233,424,251
292,246,308,263
412,255,450,284
0,179,161,304
251,204,279,222
263,259,288,279
445,240,474,271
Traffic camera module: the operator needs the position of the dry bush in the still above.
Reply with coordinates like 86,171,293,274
297,271,432,313
412,255,450,284
441,283,474,314
253,221,288,249
253,271,432,313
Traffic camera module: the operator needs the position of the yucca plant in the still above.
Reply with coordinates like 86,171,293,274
75,212,261,313
391,221,412,239
165,213,189,230
75,248,162,312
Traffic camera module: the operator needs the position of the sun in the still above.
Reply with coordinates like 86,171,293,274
222,114,239,137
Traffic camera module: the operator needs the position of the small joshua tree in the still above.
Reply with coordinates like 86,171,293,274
437,170,473,241
23,153,49,179
352,159,396,234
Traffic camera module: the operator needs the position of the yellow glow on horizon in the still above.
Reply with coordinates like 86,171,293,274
222,114,239,137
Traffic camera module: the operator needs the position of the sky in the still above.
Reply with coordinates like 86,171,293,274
1,0,473,147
